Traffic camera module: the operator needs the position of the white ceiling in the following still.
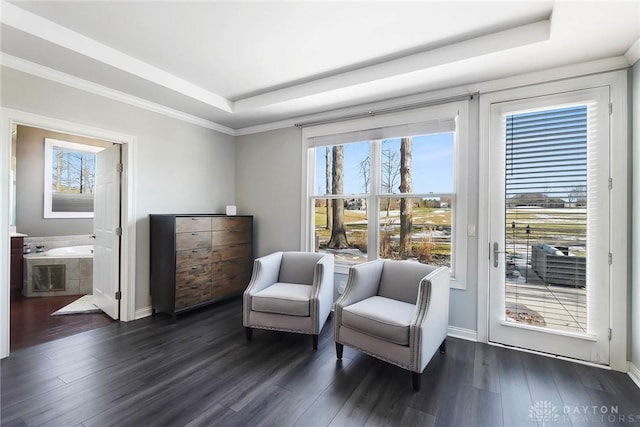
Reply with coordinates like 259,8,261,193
1,1,639,132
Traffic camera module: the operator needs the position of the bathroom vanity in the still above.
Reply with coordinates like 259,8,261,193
10,232,27,299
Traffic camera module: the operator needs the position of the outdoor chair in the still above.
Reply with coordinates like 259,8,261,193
243,251,334,350
334,259,449,391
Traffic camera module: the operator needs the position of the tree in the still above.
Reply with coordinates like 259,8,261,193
399,137,413,257
381,141,400,216
328,145,349,248
359,155,370,194
567,185,587,206
325,147,332,229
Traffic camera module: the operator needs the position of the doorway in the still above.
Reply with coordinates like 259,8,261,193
487,88,611,364
1,109,137,358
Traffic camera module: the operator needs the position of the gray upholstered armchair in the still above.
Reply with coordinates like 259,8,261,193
334,259,450,390
243,251,334,350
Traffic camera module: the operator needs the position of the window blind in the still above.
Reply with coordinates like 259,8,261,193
307,118,456,147
504,104,593,332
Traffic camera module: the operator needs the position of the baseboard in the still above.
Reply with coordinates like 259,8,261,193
135,306,153,320
447,325,478,342
629,362,640,390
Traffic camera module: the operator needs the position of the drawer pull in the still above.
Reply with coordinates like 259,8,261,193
191,266,198,270
191,250,198,253
191,233,198,235
191,218,197,220
191,285,198,289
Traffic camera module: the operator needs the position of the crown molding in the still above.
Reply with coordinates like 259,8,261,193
625,38,640,66
0,53,237,136
1,1,232,113
235,56,630,136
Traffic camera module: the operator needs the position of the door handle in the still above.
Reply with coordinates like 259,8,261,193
493,242,500,268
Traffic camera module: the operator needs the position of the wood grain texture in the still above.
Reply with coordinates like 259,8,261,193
3,298,640,427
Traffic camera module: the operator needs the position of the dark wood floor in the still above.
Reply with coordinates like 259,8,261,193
10,295,115,351
2,298,639,427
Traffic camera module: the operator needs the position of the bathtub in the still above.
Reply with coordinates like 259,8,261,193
44,245,94,258
23,245,94,297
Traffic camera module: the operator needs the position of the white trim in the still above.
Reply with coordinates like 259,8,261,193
488,341,614,371
447,325,478,342
235,57,630,136
1,54,237,137
629,362,640,390
135,306,153,320
625,38,640,66
2,49,628,138
477,70,628,371
0,109,137,359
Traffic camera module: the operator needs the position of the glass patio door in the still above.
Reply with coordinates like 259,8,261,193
488,87,610,364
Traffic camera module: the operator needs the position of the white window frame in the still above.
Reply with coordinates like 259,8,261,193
302,101,470,289
44,138,103,219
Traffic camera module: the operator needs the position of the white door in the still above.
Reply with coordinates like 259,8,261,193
488,88,610,364
93,144,121,320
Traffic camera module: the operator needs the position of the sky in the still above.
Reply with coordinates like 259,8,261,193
315,132,454,196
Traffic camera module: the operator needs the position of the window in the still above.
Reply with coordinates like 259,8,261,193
304,101,470,286
44,138,104,218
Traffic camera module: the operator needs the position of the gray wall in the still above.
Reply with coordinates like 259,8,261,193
2,67,236,311
15,125,112,237
631,60,640,372
235,124,479,332
235,127,303,257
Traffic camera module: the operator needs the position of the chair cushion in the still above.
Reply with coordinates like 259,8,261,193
251,282,312,316
341,296,415,345
378,260,436,304
278,252,323,285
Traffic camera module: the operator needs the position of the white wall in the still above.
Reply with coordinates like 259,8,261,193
1,67,236,311
631,61,640,373
234,125,479,333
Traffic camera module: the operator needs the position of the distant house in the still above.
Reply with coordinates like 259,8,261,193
346,198,366,210
508,192,565,208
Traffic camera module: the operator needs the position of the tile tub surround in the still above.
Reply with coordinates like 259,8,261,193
23,251,93,298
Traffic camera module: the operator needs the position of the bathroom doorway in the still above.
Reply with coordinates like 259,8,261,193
10,125,115,350
1,109,137,357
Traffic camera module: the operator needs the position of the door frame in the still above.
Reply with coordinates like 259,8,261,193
477,70,629,371
0,108,137,359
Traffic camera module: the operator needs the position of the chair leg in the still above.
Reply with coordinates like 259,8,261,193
412,372,422,392
245,327,252,342
312,334,318,351
336,343,344,360
439,339,446,354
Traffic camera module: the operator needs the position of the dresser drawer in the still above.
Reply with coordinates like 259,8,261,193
211,274,251,299
176,231,211,250
211,257,252,278
175,281,211,309
211,216,250,231
176,248,211,269
176,217,212,233
211,229,251,246
210,243,251,262
176,263,212,287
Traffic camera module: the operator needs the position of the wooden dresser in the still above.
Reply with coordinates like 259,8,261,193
150,214,253,319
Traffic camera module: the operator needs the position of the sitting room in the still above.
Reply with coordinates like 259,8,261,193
2,1,640,426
